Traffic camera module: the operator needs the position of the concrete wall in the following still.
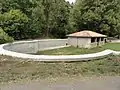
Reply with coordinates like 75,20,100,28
0,39,120,61
3,39,68,54
68,37,107,48
78,38,91,48
68,37,78,47
68,37,91,48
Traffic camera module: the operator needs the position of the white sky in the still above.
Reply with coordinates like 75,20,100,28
65,0,76,3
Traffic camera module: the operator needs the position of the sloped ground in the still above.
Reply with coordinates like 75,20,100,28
0,55,120,84
0,55,120,90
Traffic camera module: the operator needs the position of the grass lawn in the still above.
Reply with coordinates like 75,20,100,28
36,43,120,55
0,55,120,84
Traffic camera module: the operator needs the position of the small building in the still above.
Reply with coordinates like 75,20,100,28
67,30,107,48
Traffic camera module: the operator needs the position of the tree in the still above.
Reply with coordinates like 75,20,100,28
71,0,120,37
0,27,14,44
0,0,74,39
0,0,40,39
28,1,45,38
0,10,28,39
0,0,37,15
41,0,73,38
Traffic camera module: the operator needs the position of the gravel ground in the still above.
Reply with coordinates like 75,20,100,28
1,76,120,90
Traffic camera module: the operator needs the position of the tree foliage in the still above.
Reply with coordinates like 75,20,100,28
0,28,14,44
41,0,73,38
0,10,28,40
71,0,120,37
0,0,72,41
1,0,120,44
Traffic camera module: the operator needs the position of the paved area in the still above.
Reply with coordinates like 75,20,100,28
1,76,120,90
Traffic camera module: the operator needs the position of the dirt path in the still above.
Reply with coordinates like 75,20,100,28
1,76,120,90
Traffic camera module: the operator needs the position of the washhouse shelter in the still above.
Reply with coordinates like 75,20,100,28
67,30,107,48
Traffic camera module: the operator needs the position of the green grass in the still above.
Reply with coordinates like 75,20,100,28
36,43,120,55
0,55,120,84
102,43,120,51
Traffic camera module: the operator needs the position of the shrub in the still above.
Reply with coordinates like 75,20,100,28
0,28,14,44
0,9,28,40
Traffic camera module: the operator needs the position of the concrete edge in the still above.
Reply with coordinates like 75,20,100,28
0,40,120,62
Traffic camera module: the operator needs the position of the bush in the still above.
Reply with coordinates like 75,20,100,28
0,28,14,44
0,9,28,40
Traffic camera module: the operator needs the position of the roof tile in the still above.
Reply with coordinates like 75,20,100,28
67,30,107,37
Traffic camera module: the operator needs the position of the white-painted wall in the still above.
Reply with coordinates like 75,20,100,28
68,37,78,47
78,38,91,48
68,37,91,48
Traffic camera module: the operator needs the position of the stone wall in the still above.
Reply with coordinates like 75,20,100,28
3,39,68,54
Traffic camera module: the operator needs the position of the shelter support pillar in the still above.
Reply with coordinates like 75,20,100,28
99,38,101,46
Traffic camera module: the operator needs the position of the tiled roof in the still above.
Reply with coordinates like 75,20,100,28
67,30,107,37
